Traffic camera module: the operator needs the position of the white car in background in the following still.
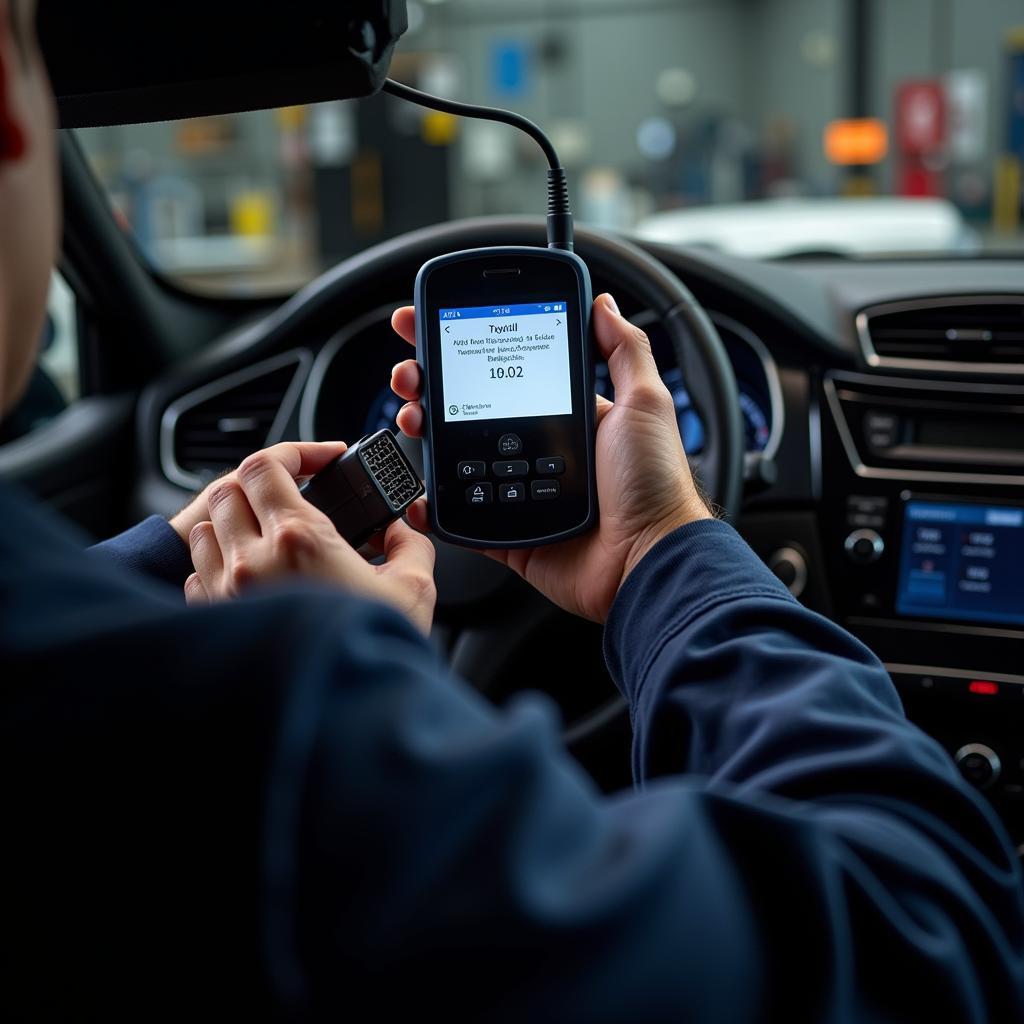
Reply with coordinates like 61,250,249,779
634,197,980,258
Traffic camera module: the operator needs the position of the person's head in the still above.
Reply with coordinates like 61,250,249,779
0,0,58,417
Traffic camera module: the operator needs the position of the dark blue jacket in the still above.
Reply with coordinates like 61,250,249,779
2,482,1022,1021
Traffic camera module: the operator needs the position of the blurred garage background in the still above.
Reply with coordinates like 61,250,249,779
74,0,1024,296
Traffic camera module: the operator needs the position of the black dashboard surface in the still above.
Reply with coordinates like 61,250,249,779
644,244,1024,362
133,220,1024,833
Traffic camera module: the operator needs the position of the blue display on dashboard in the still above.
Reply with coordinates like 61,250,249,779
896,500,1024,626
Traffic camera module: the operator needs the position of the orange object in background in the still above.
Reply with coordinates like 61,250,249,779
823,118,889,165
176,116,236,156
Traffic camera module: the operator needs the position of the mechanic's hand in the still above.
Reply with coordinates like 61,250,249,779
169,441,347,545
183,442,437,634
390,293,712,623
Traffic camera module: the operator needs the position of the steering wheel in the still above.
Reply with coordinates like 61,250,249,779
143,214,742,757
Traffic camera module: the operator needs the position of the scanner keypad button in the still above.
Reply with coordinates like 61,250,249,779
536,456,565,475
492,460,529,477
531,480,560,501
457,461,486,480
499,481,526,503
466,483,493,505
497,433,522,455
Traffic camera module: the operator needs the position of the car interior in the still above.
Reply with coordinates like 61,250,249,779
5,1,1024,849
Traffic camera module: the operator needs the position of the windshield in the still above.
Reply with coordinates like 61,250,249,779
75,0,1024,295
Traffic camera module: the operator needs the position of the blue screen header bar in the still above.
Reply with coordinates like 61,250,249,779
439,301,567,321
906,502,1024,529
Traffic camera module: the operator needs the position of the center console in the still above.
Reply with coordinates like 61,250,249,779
820,368,1024,843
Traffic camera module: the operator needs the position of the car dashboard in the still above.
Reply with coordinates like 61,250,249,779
137,231,1024,842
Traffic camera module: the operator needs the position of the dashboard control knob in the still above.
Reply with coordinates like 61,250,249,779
768,547,808,599
844,528,884,563
955,743,1001,791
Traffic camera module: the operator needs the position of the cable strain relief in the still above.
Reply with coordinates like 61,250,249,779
546,167,570,214
546,167,574,251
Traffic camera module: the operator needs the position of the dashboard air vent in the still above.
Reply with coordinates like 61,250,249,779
164,351,310,487
860,298,1024,371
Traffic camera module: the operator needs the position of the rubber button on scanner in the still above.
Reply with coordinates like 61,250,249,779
466,483,493,505
493,460,529,477
536,456,564,475
531,480,560,501
499,481,526,503
457,461,486,480
497,433,522,455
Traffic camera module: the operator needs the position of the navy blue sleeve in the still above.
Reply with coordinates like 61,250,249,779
6,480,1023,1020
88,516,193,588
280,519,1024,1021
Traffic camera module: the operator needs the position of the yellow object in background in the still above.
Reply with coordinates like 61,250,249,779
275,105,308,130
231,190,274,238
841,174,878,197
352,152,384,237
993,155,1021,234
422,111,458,146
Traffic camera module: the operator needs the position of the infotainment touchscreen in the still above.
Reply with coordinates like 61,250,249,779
896,500,1024,626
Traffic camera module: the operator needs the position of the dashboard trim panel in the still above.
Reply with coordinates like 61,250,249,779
824,371,1024,487
160,348,311,491
885,663,1024,687
849,615,1024,641
856,294,1024,377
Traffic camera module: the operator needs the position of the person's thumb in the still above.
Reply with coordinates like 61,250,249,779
593,293,666,407
381,516,436,580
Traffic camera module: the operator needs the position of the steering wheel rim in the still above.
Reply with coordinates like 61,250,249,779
563,225,744,518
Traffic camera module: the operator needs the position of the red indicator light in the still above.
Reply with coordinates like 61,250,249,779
968,680,999,696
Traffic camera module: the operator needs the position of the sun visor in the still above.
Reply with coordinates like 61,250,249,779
39,1,408,128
